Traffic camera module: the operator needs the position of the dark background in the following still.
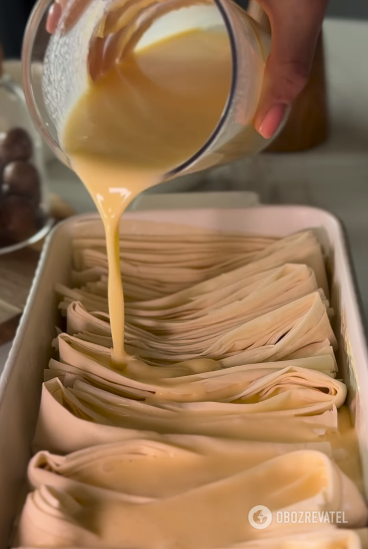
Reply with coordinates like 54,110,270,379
1,0,368,58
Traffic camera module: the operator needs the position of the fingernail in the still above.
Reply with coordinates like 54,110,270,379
257,104,288,140
46,3,62,34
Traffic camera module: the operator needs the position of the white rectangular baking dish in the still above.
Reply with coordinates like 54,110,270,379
1,204,368,547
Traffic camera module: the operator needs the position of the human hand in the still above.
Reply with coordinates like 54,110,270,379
46,0,328,141
252,0,329,139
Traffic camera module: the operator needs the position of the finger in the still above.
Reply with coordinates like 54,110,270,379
46,0,92,34
62,0,94,33
46,2,62,34
46,0,70,33
254,0,328,139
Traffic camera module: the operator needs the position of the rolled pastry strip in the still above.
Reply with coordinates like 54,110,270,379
60,262,325,361
11,529,368,549
33,378,339,454
148,365,346,412
61,271,330,355
58,233,327,318
63,262,319,324
55,291,336,368
128,264,319,318
72,218,278,251
71,231,276,300
10,529,368,549
49,339,337,383
16,450,368,548
28,438,334,497
58,287,109,314
49,333,342,406
225,529,368,549
219,292,336,368
68,224,327,302
46,374,345,429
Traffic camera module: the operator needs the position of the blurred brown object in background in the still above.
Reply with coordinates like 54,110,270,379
266,32,329,153
30,193,76,252
0,41,3,79
0,191,76,343
48,193,76,222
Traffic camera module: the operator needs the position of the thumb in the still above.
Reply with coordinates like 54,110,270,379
253,0,328,139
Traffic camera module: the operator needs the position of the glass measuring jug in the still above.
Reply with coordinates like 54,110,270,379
23,0,279,178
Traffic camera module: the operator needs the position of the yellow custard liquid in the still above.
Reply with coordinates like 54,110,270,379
63,29,232,362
